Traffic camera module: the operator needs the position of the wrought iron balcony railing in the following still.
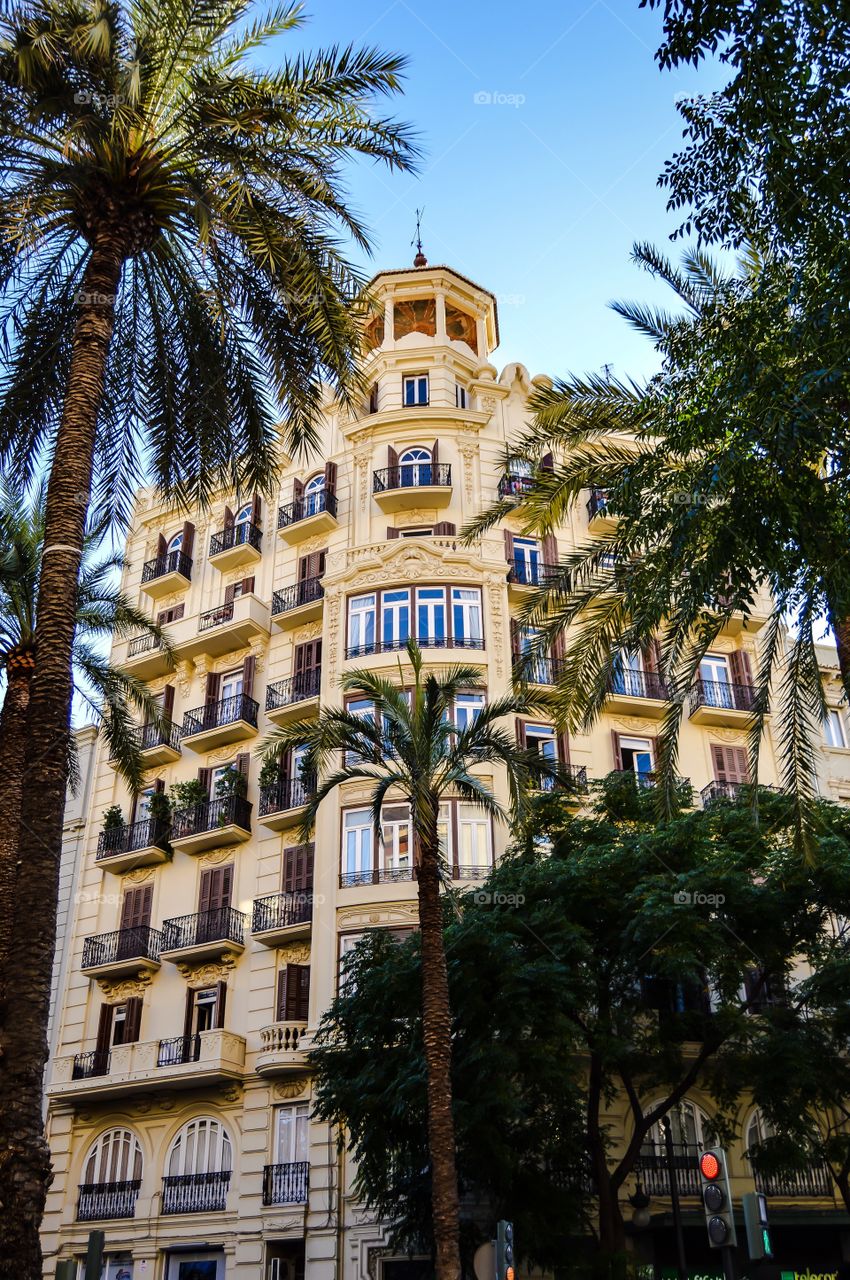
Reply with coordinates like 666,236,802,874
587,487,609,519
512,657,565,686
611,769,657,791
252,891,313,934
636,1142,702,1197
278,490,337,528
373,463,451,492
507,561,560,587
77,1180,141,1222
127,633,166,658
752,1161,832,1197
346,634,484,660
608,668,668,700
498,472,535,499
161,906,247,953
96,817,169,860
701,780,780,808
82,926,162,970
272,577,324,616
181,693,259,738
198,601,237,631
209,522,262,557
119,721,180,756
262,1161,309,1206
689,677,757,715
170,794,252,841
72,1050,111,1079
161,1171,231,1214
266,670,321,712
258,776,315,817
157,1033,202,1067
141,550,192,583
339,865,415,888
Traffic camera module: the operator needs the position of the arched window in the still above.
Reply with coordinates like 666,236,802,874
303,473,325,518
84,1128,143,1185
166,530,183,554
642,1099,714,1155
399,447,432,487
234,502,252,526
167,1117,232,1177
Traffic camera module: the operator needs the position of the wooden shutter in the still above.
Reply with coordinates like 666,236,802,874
162,685,175,724
550,630,566,663
642,639,661,673
279,964,310,1021
275,969,288,1022
540,452,554,471
433,522,456,536
157,533,167,558
223,506,235,529
197,766,212,794
250,493,262,526
242,654,255,699
205,671,221,706
387,526,400,539
387,445,398,471
224,583,237,605
293,476,304,503
215,981,227,1029
730,650,753,686
157,603,184,625
120,885,153,930
95,1004,114,1055
431,439,440,467
294,640,322,679
510,620,520,662
198,863,233,913
611,731,624,771
183,988,195,1038
324,460,337,495
124,996,143,1044
369,383,379,413
557,729,570,765
154,778,166,795
283,843,315,892
504,529,514,563
711,744,749,784
515,719,527,750
241,575,255,595
542,532,558,567
235,753,250,786
181,521,195,558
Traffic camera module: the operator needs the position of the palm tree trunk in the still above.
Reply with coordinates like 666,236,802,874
0,233,125,1280
829,609,850,705
416,807,462,1280
0,648,34,991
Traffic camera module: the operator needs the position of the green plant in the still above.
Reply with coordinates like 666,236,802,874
101,804,124,832
147,790,171,824
214,764,247,800
258,756,282,790
169,779,208,812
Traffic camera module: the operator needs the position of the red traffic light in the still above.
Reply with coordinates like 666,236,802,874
699,1151,721,1180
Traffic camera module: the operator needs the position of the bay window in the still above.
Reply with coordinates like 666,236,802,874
348,594,376,657
346,585,485,656
382,589,411,648
453,692,485,733
382,804,412,876
416,587,446,644
452,587,482,646
343,809,373,883
457,804,491,874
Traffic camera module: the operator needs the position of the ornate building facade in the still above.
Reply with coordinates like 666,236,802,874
42,260,850,1278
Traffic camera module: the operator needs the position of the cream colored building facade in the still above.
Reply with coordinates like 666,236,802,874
43,260,850,1278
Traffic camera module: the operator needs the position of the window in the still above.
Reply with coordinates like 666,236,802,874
399,447,432,486
382,589,411,648
512,537,541,585
275,1104,309,1165
642,1100,713,1156
166,531,183,554
167,1118,232,1177
400,527,433,537
453,692,485,733
84,1129,143,1185
517,626,549,681
191,988,219,1035
417,587,446,644
508,456,532,478
343,809,373,880
437,802,452,867
348,594,376,656
382,804,412,874
525,722,558,790
826,708,847,748
403,374,429,406
111,1004,130,1046
220,669,243,702
135,787,155,821
303,473,325,517
611,650,644,696
618,735,653,776
457,804,491,873
455,383,468,409
345,699,376,765
452,588,483,645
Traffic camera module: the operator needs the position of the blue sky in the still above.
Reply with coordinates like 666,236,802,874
272,0,724,383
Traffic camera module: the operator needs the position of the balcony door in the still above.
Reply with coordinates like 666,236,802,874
294,640,322,698
198,865,233,941
117,886,153,959
700,654,733,707
84,1128,143,1185
276,1103,309,1165
382,589,411,649
382,804,412,877
513,537,540,585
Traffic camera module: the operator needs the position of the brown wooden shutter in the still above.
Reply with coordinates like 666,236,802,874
515,719,527,750
198,863,233,914
387,445,398,471
557,729,570,765
157,533,167,558
293,476,304,503
157,603,185,625
433,522,456,536
297,553,311,582
95,1004,114,1055
241,575,255,595
283,843,314,892
550,630,566,663
242,654,255,699
224,583,237,605
235,753,250,785
250,493,262,526
124,996,143,1044
611,731,624,771
162,685,175,723
275,969,288,1022
504,529,514,563
223,506,235,529
369,382,379,413
711,744,749,784
215,981,227,1029
324,460,337,495
197,766,212,794
154,778,166,794
183,988,195,1038
730,650,753,686
205,671,221,706
540,452,554,471
542,532,558,567
510,620,520,662
181,521,195,558
431,439,439,467
120,885,153,930
280,964,310,1021
642,640,660,673
294,640,322,679
387,526,400,539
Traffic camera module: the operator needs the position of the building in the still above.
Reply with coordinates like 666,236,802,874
42,258,850,1279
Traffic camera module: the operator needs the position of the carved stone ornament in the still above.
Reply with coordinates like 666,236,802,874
710,728,747,745
336,903,417,929
124,867,155,885
97,973,154,1001
294,621,323,643
273,1078,311,1100
177,956,238,985
207,746,240,766
610,716,658,733
279,943,311,965
174,660,195,697
218,1081,243,1104
480,394,497,414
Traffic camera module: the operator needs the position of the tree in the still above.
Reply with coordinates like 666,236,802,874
261,640,538,1280
0,481,166,1015
0,3,416,1270
311,774,850,1267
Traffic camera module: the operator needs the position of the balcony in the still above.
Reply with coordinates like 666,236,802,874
271,577,324,629
345,635,485,661
258,776,314,832
689,677,761,726
506,562,560,598
498,473,534,499
256,1023,310,1076
170,794,252,855
125,721,181,766
277,491,338,545
81,926,162,979
339,866,415,888
372,463,452,512
50,1029,247,1100
512,656,564,687
266,671,321,726
587,487,616,531
160,907,247,963
637,1143,701,1198
123,634,171,679
77,1180,141,1222
180,594,270,661
262,1161,309,1205
606,668,668,717
753,1161,833,1198
208,522,262,571
96,818,170,875
252,891,313,946
181,693,259,752
140,550,192,599
162,1171,231,1215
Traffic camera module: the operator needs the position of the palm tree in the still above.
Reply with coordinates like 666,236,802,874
0,2,415,1268
0,481,167,1003
464,243,848,850
260,641,538,1280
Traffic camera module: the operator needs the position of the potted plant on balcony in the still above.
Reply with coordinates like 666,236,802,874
214,765,248,827
169,778,208,811
147,789,172,851
101,805,125,833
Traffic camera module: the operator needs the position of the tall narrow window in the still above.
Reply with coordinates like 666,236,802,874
525,722,558,790
275,1104,309,1165
452,588,483,646
455,383,468,409
513,537,541,585
348,594,376,656
399,447,432,486
343,809,373,881
382,589,411,649
345,699,375,765
417,588,446,645
303,473,325,517
457,805,491,873
382,804,412,876
826,709,847,748
453,692,485,733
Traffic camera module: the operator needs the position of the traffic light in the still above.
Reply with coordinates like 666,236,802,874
743,1191,773,1260
495,1220,515,1280
698,1148,738,1247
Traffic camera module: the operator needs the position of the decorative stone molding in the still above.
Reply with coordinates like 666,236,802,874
177,956,238,985
710,728,747,745
218,1081,243,1104
199,847,235,865
273,1078,311,1100
279,943,311,965
326,590,342,684
293,621,323,643
264,1213,307,1232
174,660,195,696
480,394,497,415
124,867,155,885
207,746,241,766
610,716,658,733
337,903,418,929
485,575,505,679
96,973,154,1001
